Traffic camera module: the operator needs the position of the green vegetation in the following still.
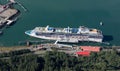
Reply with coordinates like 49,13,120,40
0,50,120,71
0,49,31,58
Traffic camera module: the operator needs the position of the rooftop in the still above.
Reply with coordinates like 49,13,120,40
80,46,101,52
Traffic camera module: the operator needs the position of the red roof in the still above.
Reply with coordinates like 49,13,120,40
76,51,90,56
80,46,100,52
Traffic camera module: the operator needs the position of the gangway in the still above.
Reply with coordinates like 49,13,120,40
54,40,73,49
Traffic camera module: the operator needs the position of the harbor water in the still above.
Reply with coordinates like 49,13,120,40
0,0,120,46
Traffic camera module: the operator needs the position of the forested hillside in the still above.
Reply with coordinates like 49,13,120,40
0,50,120,71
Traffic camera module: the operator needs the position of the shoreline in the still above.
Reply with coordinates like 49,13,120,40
0,45,29,53
0,44,120,48
0,42,120,54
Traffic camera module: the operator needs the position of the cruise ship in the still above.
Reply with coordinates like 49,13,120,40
25,25,103,43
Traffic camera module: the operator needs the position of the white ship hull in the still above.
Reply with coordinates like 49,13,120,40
25,30,103,43
25,30,79,43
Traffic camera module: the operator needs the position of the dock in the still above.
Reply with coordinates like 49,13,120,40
0,2,19,28
0,8,18,27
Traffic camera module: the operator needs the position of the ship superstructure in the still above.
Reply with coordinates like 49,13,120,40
25,25,103,43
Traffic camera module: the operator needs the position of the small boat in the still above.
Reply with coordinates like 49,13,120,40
6,17,18,25
6,20,14,25
100,22,103,26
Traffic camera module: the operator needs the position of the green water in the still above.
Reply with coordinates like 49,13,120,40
0,0,120,46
